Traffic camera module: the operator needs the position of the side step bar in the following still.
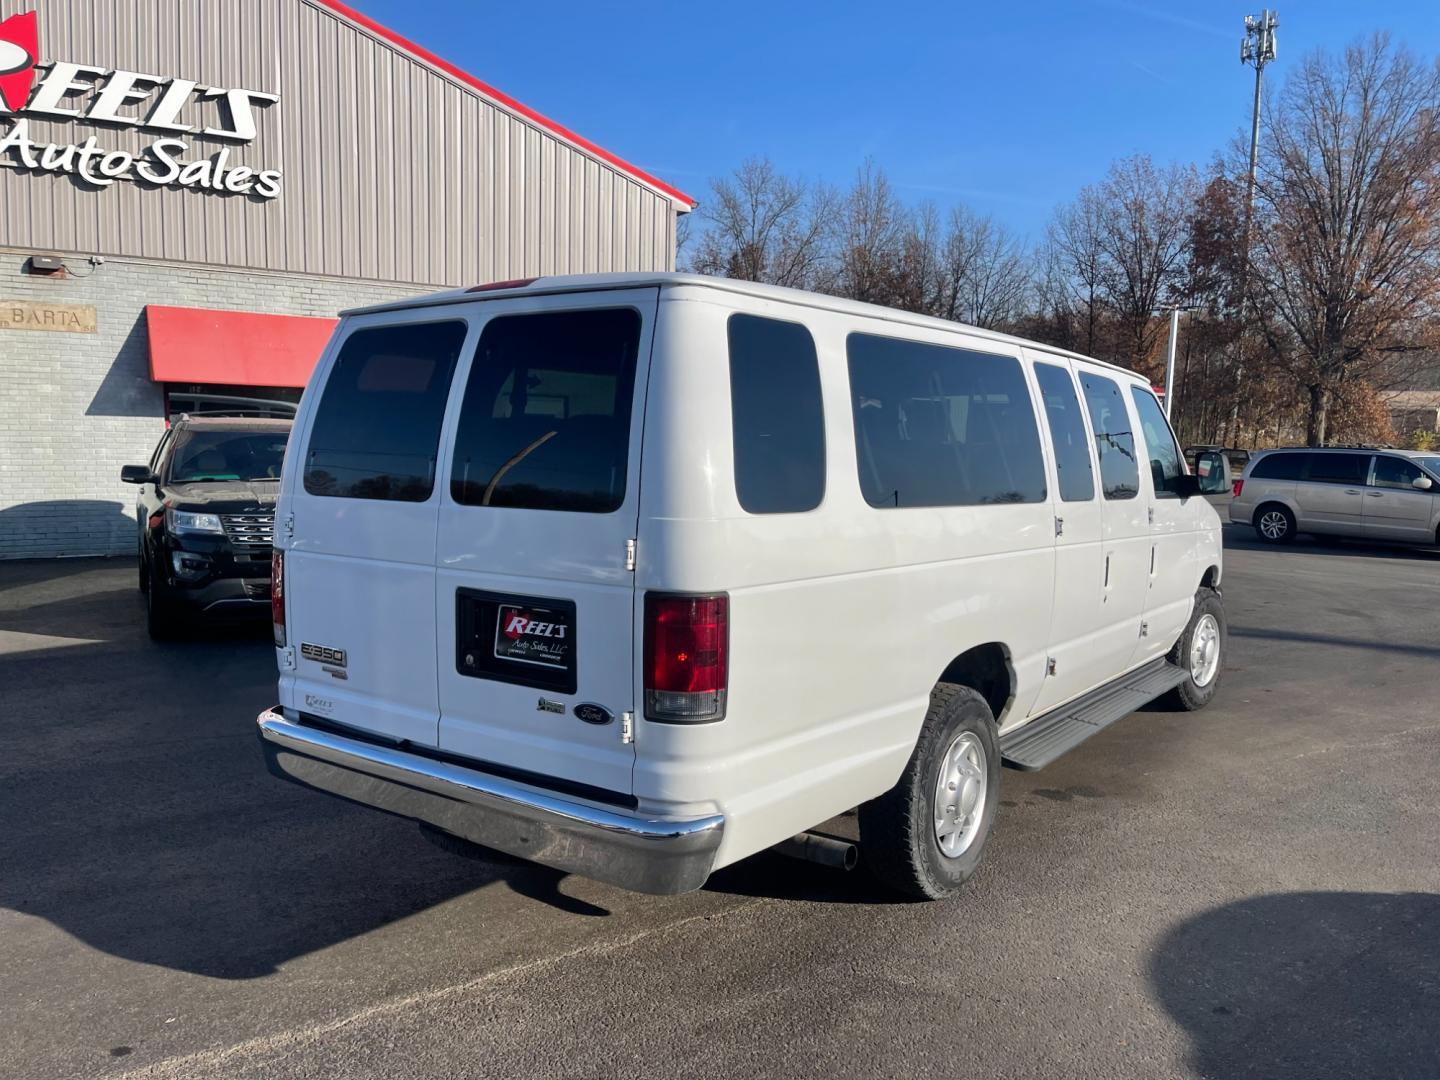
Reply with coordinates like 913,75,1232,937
1000,659,1189,771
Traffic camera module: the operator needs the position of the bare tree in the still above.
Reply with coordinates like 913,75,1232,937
1248,36,1440,445
687,157,838,289
834,159,909,305
1043,187,1109,357
937,206,1031,330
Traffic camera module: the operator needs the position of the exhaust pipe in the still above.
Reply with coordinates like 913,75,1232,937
775,831,858,871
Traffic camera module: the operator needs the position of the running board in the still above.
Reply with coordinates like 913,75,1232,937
999,659,1189,771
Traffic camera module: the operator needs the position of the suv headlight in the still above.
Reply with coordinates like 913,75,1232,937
166,508,225,535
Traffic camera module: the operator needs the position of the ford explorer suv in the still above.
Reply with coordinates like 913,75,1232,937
257,273,1228,899
1230,446,1440,547
122,416,291,639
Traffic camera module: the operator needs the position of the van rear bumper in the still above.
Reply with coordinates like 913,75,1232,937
256,708,725,895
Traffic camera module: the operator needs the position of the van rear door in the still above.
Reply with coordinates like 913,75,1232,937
284,315,474,745
434,288,658,798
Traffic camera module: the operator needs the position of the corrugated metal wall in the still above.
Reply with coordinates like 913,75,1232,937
0,0,679,286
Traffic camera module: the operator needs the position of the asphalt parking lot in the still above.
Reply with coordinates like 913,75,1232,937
3,527,1438,1080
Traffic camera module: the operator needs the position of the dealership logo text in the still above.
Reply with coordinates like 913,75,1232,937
0,11,283,199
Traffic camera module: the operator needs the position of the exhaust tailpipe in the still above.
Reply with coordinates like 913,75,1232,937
775,832,858,871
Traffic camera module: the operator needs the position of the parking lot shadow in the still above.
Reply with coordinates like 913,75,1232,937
1150,891,1440,1080
0,560,615,980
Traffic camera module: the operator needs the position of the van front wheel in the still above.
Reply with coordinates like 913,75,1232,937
1162,589,1226,711
859,683,1000,901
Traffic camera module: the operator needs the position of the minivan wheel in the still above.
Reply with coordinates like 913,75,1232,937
859,683,1000,901
1254,504,1296,544
1162,589,1226,711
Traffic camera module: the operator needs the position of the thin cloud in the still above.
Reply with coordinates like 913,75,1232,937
1099,0,1233,41
1130,59,1177,85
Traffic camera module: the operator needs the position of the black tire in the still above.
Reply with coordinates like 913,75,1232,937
146,559,183,641
859,683,1001,901
138,537,150,593
1162,588,1226,711
1253,503,1296,544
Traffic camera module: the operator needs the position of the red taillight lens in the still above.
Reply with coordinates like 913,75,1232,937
1232,479,1244,497
644,593,728,723
271,548,286,647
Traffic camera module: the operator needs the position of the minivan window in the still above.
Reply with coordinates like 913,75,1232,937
1078,372,1139,500
1033,362,1095,502
1250,452,1306,481
1129,387,1185,496
450,307,641,514
1372,456,1425,490
847,334,1047,508
303,321,467,501
1307,453,1369,486
728,314,825,514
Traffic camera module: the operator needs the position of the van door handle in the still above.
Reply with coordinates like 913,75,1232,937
1365,491,1383,498
1345,489,1361,495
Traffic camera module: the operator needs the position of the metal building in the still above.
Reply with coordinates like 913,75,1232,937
0,0,693,558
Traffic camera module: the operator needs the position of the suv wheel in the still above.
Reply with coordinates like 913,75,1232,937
1254,504,1296,544
138,536,150,593
859,683,1000,900
146,560,182,641
1163,589,1226,711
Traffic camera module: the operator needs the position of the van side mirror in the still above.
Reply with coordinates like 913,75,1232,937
1193,451,1231,495
1173,473,1204,499
1413,475,1435,491
120,464,156,485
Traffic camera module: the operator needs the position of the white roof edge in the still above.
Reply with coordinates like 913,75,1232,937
340,272,1143,380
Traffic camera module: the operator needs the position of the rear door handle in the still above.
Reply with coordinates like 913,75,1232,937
1344,489,1361,495
1366,491,1383,498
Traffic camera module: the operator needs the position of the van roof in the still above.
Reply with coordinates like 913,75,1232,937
343,272,1145,381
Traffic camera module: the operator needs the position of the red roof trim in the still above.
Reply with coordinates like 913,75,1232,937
311,0,696,209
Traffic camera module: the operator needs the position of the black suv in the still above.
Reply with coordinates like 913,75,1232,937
122,416,292,638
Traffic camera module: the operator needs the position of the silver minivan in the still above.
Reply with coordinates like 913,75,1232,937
1231,447,1440,546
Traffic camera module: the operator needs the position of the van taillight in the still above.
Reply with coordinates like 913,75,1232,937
271,548,286,648
644,594,728,723
1232,479,1244,497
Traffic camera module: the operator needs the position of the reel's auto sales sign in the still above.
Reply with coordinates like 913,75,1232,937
0,11,283,199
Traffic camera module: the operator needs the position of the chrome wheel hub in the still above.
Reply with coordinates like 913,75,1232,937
1259,511,1288,540
1189,613,1221,688
934,731,987,859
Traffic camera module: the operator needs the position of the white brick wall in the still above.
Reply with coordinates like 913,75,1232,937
0,249,428,559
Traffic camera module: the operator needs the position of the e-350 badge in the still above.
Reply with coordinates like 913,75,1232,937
300,642,347,667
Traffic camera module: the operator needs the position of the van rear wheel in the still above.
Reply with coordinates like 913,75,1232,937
859,683,1000,901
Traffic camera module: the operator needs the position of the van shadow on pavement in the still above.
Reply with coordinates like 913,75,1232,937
0,559,621,980
1149,890,1440,1080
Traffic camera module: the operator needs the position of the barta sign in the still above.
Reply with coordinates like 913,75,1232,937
0,11,283,199
0,300,97,334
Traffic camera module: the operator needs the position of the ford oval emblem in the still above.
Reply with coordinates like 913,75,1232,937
573,703,613,726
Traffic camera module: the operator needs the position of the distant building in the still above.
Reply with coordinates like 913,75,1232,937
0,0,693,558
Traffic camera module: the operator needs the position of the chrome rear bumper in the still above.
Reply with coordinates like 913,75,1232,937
256,708,724,895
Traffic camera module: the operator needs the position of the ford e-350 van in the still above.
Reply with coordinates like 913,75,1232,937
257,273,1227,899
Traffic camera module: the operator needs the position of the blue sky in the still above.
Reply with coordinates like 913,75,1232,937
356,0,1440,241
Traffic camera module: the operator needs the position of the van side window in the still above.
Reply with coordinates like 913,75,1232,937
1306,453,1369,485
450,308,641,514
1078,372,1139,500
303,321,468,501
847,334,1046,508
728,314,825,514
1033,362,1095,502
1129,387,1185,497
1372,456,1425,490
1250,452,1305,480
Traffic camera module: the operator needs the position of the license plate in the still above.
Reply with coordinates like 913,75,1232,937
493,603,571,670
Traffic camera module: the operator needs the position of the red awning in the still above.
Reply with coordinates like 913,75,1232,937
146,305,339,389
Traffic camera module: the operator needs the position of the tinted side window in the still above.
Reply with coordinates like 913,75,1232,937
1371,456,1424,489
450,308,641,514
1250,452,1306,481
1078,372,1139,500
1130,387,1185,496
304,321,467,501
847,333,1046,508
1033,362,1095,502
1307,453,1369,485
728,314,825,514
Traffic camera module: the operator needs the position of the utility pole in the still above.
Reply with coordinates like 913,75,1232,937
1163,307,1181,419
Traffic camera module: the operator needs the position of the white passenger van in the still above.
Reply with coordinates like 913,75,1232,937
258,274,1227,899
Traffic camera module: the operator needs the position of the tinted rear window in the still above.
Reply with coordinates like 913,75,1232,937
1307,453,1369,485
1078,372,1139,500
729,314,825,513
1250,452,1306,481
303,321,467,501
450,308,641,514
1033,362,1095,502
847,333,1046,508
